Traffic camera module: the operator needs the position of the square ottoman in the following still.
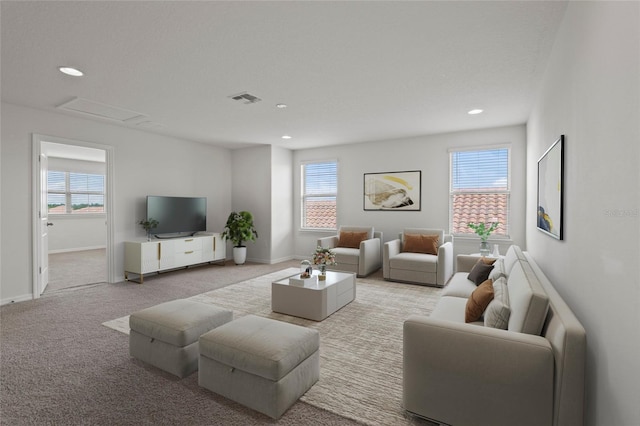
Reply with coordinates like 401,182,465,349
129,299,233,378
198,315,320,419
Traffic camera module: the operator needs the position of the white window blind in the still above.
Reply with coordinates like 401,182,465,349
48,171,105,214
449,147,510,236
301,161,337,230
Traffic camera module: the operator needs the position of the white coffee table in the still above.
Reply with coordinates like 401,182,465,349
271,270,356,321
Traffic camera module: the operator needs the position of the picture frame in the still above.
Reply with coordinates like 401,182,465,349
537,135,564,240
363,170,421,211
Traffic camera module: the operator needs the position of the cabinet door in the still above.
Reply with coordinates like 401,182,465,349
158,240,175,270
141,242,160,273
213,233,226,261
201,236,215,262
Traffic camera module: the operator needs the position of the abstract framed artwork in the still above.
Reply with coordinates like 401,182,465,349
537,135,564,240
363,170,421,211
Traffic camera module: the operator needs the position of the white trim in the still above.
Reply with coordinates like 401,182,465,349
1,293,34,306
49,246,107,254
32,134,116,301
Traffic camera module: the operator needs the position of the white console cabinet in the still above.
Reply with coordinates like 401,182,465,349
124,232,225,283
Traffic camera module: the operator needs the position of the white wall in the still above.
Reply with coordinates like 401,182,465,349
230,145,272,263
292,124,527,259
271,146,294,263
526,2,639,425
0,103,232,304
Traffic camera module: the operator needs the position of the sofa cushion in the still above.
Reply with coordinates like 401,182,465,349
337,231,369,249
467,260,494,285
484,276,510,329
465,279,494,323
442,272,477,298
402,233,439,255
507,261,550,335
430,296,483,325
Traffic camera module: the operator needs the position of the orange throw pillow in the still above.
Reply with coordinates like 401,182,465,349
402,233,439,255
465,279,494,322
337,231,369,249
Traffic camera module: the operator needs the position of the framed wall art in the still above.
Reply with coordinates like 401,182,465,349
363,170,421,211
537,135,564,240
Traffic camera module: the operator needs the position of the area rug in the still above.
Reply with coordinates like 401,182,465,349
103,268,442,425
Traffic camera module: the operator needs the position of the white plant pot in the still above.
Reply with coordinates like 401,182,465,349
233,246,247,265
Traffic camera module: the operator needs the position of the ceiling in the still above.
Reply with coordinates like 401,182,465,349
1,1,567,150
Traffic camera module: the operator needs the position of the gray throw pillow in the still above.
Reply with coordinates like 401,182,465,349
467,261,494,285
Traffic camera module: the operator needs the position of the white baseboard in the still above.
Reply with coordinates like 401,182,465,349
1,293,33,306
49,245,106,254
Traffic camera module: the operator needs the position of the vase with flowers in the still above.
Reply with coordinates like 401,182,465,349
467,221,500,256
312,246,336,281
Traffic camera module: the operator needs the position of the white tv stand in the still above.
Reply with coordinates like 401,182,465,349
124,232,225,283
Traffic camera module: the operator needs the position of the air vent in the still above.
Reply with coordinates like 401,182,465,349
57,97,147,122
228,92,262,104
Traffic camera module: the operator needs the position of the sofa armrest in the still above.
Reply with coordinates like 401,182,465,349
403,315,553,426
436,241,453,286
383,239,401,279
456,254,482,273
359,237,382,276
316,236,338,249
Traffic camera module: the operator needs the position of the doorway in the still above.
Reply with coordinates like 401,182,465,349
32,134,115,297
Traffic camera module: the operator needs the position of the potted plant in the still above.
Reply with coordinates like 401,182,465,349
221,211,258,265
139,218,159,241
467,221,499,256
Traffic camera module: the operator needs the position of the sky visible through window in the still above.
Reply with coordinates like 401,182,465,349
452,149,508,190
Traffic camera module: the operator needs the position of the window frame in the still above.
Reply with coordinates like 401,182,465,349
47,170,106,215
300,159,338,231
448,145,511,238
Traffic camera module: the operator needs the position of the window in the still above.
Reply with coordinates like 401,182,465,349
301,161,337,230
449,147,510,237
47,171,105,214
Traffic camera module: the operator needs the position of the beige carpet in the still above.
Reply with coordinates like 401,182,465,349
104,268,442,425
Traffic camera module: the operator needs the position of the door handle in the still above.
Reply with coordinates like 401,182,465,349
46,222,54,227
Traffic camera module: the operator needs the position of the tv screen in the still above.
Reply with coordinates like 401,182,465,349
146,196,206,237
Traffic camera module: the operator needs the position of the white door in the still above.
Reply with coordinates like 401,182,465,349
39,153,50,294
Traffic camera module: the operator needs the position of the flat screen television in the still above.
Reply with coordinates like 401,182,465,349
146,196,206,237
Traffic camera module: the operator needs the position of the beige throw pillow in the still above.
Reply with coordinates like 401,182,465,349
484,276,510,329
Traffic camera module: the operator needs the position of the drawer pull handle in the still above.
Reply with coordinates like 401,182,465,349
185,239,194,242
185,251,194,254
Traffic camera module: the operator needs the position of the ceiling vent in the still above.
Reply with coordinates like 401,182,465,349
228,92,262,104
57,97,147,122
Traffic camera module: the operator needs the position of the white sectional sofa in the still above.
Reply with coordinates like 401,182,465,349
403,245,586,426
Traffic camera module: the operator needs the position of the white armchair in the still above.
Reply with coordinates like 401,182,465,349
383,228,453,287
317,226,382,277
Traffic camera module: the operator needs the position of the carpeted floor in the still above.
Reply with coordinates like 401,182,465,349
1,260,436,425
104,268,442,425
47,248,107,292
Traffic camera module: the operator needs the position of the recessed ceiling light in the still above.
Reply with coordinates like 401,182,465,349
282,135,292,139
59,66,84,77
468,109,483,115
276,104,288,109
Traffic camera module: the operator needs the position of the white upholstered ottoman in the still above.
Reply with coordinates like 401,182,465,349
198,315,320,419
129,299,233,378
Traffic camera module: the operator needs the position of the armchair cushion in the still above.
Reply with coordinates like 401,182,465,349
337,231,369,249
402,234,439,255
